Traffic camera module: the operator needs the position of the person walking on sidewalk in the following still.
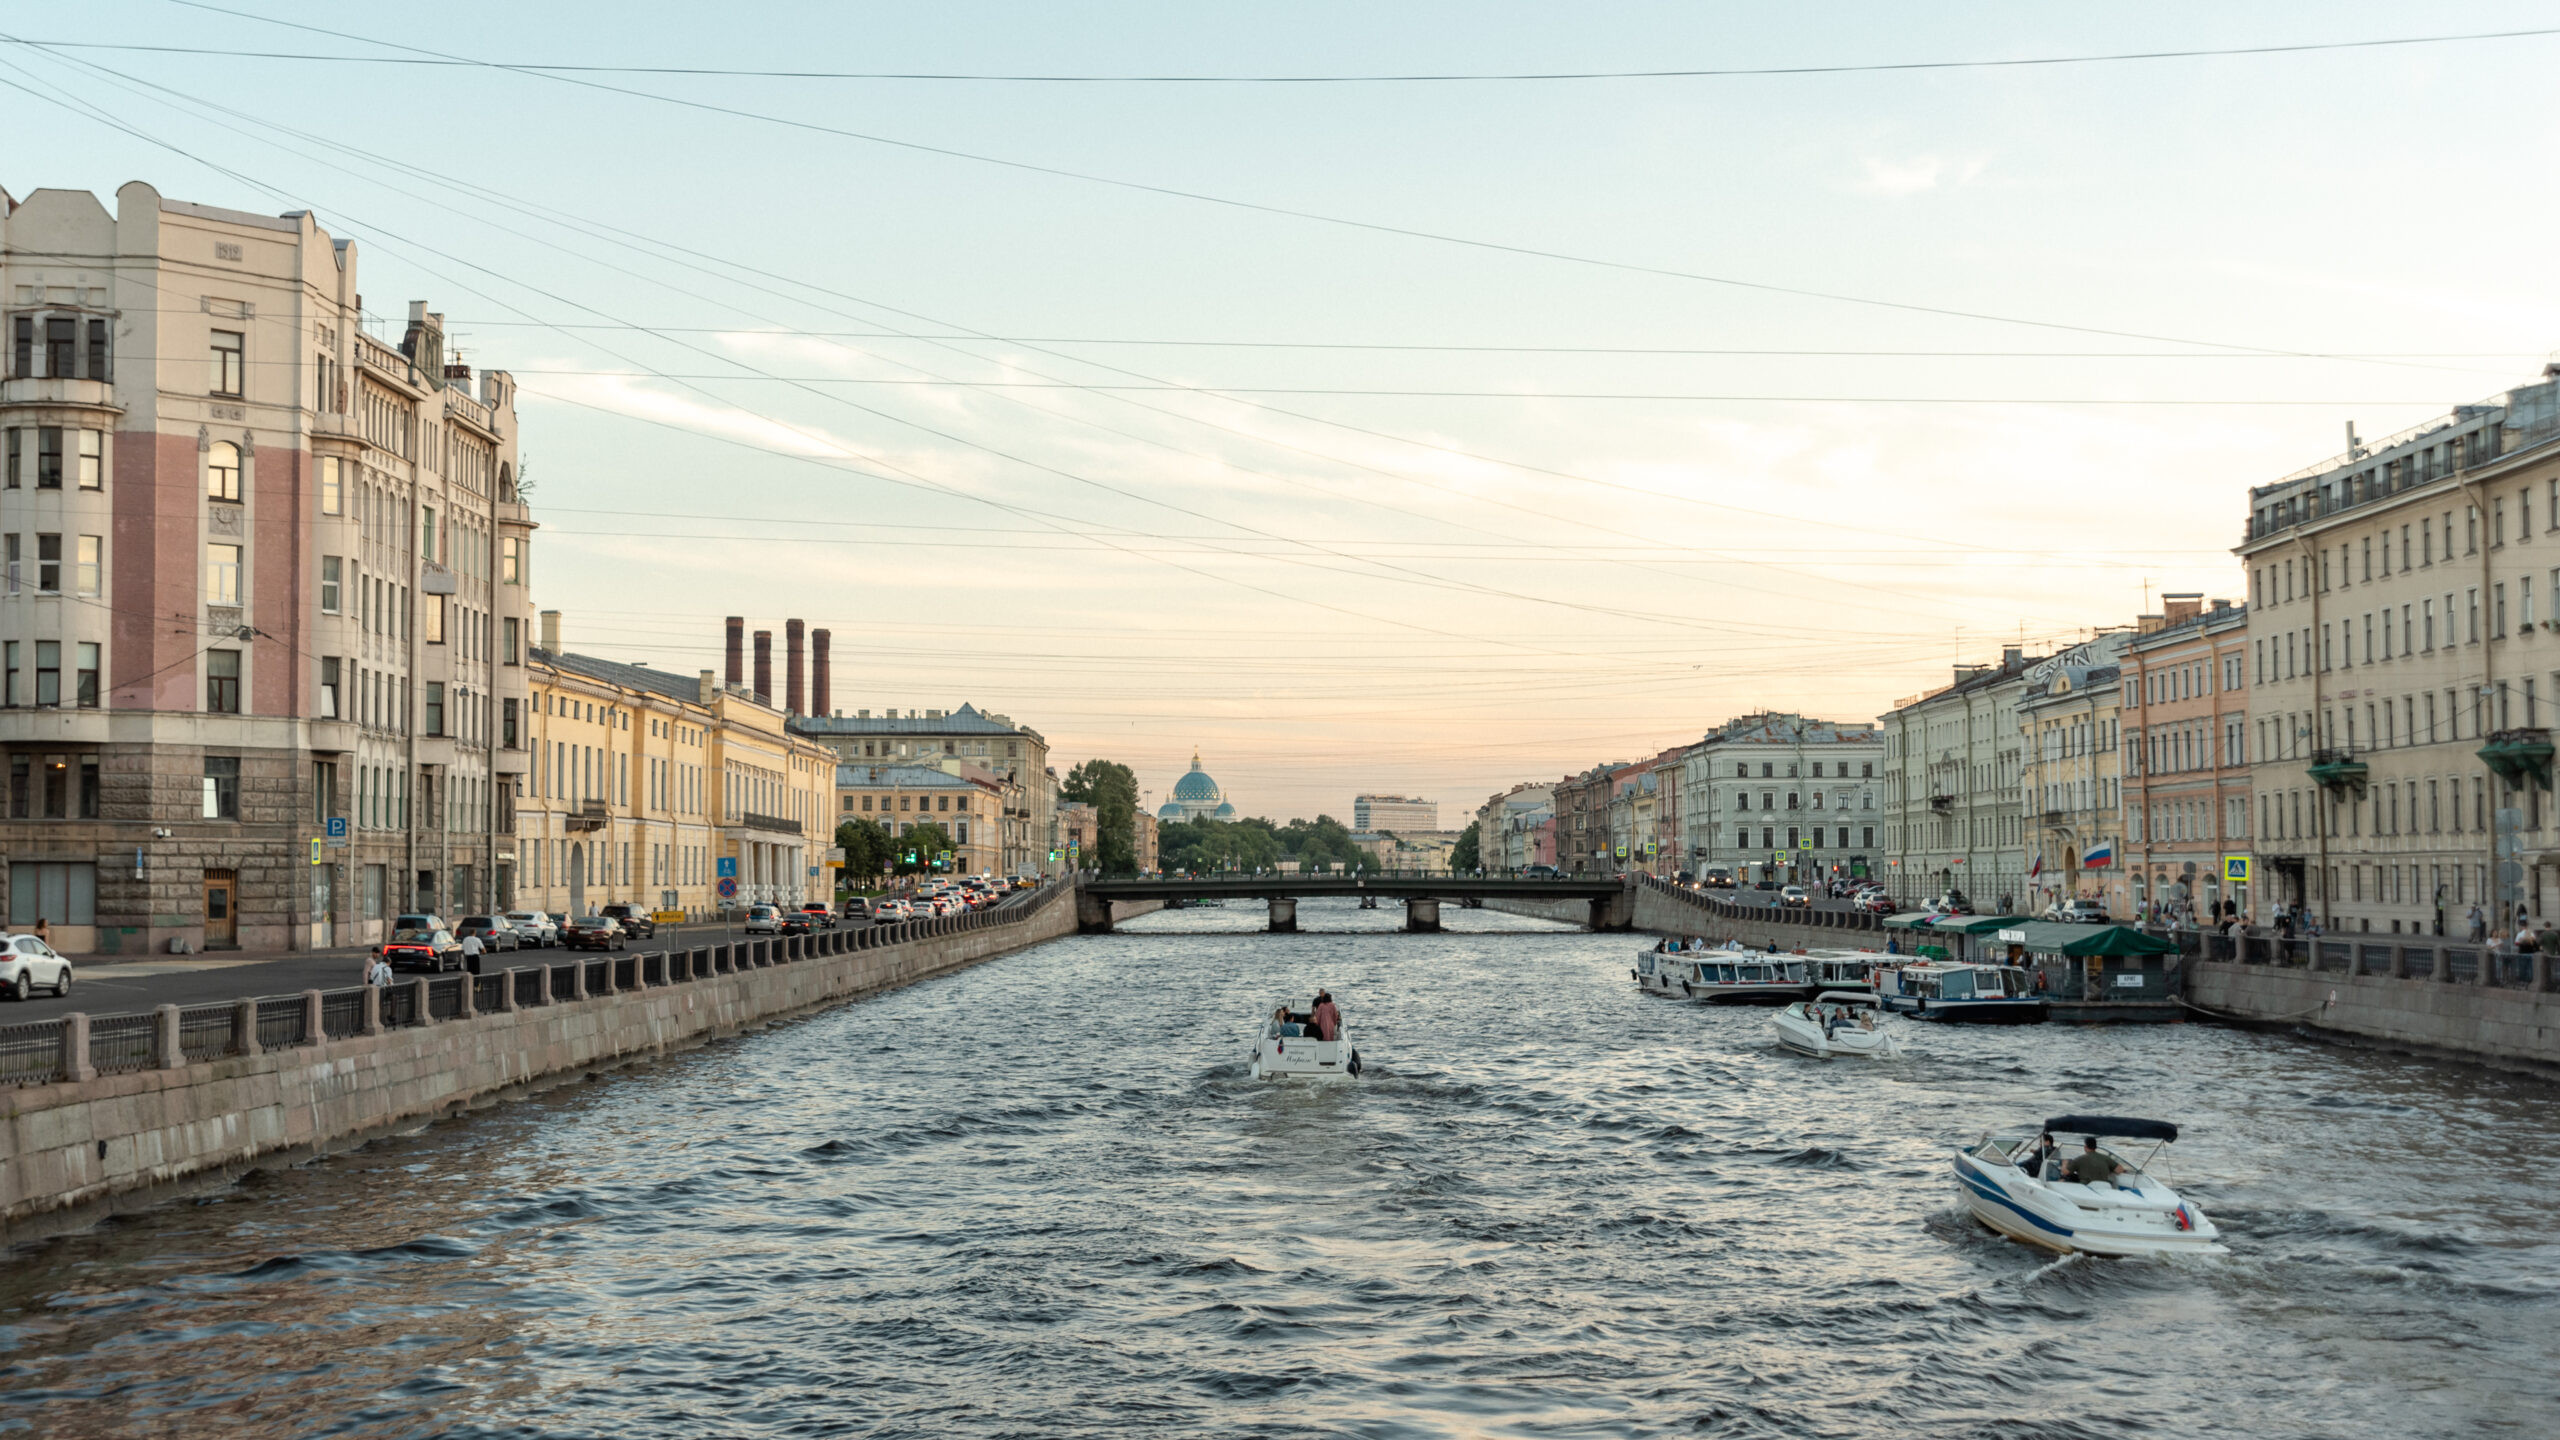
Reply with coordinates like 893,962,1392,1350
2468,903,2488,943
460,928,485,975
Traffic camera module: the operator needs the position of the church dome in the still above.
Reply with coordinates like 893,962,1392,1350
1170,751,1222,803
1212,801,1237,819
1157,801,1187,820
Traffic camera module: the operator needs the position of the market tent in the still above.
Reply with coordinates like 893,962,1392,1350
1996,922,2179,958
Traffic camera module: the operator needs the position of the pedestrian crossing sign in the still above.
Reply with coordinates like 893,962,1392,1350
2224,855,2251,883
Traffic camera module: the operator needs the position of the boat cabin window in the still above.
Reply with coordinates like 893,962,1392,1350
1940,970,1976,999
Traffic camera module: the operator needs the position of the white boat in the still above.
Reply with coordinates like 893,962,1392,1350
1633,944,1809,1004
1771,991,1899,1058
1878,960,2050,1024
1951,1115,2224,1258
1249,1000,1362,1081
1800,949,1882,993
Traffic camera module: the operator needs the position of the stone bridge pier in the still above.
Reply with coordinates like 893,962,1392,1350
1405,898,1442,933
1077,889,1116,934
1588,887,1633,931
1268,897,1298,933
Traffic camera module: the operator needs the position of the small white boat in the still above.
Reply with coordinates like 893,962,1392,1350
1952,1115,2224,1258
1633,943,1810,1005
1250,999,1362,1081
1772,991,1898,1059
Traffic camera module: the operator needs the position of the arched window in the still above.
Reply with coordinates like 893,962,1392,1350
206,441,240,501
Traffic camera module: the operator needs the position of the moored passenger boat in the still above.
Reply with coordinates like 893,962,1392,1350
1877,960,2049,1023
1632,943,1810,1004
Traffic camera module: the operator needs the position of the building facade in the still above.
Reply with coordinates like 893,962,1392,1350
2240,369,2560,933
2017,635,2130,916
1475,782,1554,872
792,704,1049,876
0,183,535,953
2121,596,2251,925
1551,761,1623,875
835,762,1006,877
1880,649,2036,909
1677,713,1882,886
1353,793,1437,833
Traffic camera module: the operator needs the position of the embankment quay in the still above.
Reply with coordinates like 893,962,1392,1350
0,884,1121,1241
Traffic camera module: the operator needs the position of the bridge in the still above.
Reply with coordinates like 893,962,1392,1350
1075,874,1633,934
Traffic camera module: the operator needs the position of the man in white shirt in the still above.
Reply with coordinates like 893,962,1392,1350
459,928,485,974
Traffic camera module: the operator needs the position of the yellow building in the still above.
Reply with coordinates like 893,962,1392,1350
835,761,1007,877
519,612,833,918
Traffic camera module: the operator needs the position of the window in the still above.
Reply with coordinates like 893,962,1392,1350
319,455,342,514
423,593,445,645
320,555,341,613
35,534,58,593
9,861,96,925
501,536,521,584
210,329,243,396
206,542,241,605
68,534,101,599
86,319,107,382
69,429,102,491
420,505,436,561
2,641,13,706
36,427,59,489
425,682,445,736
202,755,240,818
502,697,518,749
319,656,340,718
8,316,26,377
3,427,14,489
206,649,240,713
44,317,73,378
33,641,57,707
206,440,240,501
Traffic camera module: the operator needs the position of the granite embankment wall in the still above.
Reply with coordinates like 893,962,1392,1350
1487,881,1877,950
2188,956,2560,1074
1,887,1080,1239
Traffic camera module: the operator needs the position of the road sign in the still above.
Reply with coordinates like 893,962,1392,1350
1797,838,1812,850
2223,855,2251,883
310,838,324,866
326,816,348,840
716,877,738,899
717,857,737,879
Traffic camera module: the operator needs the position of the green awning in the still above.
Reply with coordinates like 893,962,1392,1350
1883,912,1938,930
1994,921,2180,957
1919,913,2029,935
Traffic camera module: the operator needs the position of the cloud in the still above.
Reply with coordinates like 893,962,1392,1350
1857,154,1987,196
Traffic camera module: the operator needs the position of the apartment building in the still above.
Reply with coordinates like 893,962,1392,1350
836,761,1006,876
0,182,534,953
2017,635,2129,916
1551,761,1624,875
1353,793,1438,833
792,703,1049,876
1880,649,2037,908
1474,782,1554,872
1677,713,1881,885
2121,596,2251,924
2239,368,2560,933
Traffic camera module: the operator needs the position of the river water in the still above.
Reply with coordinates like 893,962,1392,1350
3,900,2555,1438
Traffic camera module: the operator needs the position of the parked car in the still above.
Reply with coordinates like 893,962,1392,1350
503,911,560,947
742,904,781,935
599,903,656,940
2047,899,2112,924
561,915,628,951
1927,892,1978,916
454,916,521,953
1,933,71,1000
382,927,463,972
798,902,836,930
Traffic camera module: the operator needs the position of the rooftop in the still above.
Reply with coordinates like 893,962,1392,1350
836,763,992,790
531,647,719,709
790,703,1035,739
2245,370,2560,545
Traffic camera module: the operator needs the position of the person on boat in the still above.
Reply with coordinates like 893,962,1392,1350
2062,1138,2125,1186
1273,1006,1304,1037
1309,991,1341,1042
2021,1132,2058,1179
1654,937,1668,953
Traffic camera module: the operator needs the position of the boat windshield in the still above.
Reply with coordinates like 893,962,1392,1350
1940,969,1977,999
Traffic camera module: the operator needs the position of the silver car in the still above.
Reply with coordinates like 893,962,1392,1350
3,933,73,1000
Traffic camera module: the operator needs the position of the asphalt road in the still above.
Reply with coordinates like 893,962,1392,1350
1,917,867,1023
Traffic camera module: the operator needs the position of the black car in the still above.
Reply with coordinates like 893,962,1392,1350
798,902,837,929
562,914,628,951
598,903,656,939
381,927,463,973
777,909,815,936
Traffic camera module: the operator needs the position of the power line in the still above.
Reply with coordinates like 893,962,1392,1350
42,20,2560,82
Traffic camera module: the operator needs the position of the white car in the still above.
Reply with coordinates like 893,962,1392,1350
2,933,72,1000
742,904,781,935
503,911,560,947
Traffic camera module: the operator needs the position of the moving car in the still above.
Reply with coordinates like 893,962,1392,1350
1,933,72,1000
561,915,628,951
798,902,836,929
742,904,781,935
1780,886,1813,909
381,927,463,972
598,903,656,940
1702,868,1734,887
503,911,560,947
454,916,521,953
871,899,912,924
777,909,815,936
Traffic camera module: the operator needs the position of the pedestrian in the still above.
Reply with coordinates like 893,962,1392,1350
2468,903,2487,943
32,915,48,946
459,926,485,974
365,951,392,987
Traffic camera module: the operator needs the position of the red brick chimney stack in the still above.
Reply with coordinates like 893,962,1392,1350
811,629,832,716
785,618,806,715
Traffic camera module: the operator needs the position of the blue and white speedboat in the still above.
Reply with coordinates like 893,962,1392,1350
1877,960,2048,1024
1952,1115,2224,1258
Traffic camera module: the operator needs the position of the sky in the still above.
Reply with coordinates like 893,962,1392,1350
9,2,2560,823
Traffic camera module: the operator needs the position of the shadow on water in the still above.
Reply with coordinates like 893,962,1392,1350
2,897,2557,1438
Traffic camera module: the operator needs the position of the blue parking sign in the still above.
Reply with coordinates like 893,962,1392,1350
717,857,737,879
325,816,348,840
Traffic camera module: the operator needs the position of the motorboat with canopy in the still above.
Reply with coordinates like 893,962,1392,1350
1250,998,1362,1081
1952,1114,2223,1257
1771,990,1898,1058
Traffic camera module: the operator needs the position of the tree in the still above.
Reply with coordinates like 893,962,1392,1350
891,821,957,875
1062,758,1141,875
835,818,894,882
1450,821,1481,873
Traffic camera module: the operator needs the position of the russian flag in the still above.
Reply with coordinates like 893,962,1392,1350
2082,839,2115,868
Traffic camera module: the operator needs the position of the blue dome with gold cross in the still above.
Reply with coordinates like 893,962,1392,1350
1159,751,1233,821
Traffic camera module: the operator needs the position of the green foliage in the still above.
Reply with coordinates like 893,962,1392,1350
1158,812,1378,876
1062,759,1141,875
891,821,958,875
835,818,894,879
1450,821,1481,872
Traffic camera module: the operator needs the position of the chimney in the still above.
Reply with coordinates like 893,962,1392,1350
811,628,831,717
785,618,806,715
539,609,561,651
2000,645,2024,670
2162,592,2205,624
752,630,773,704
698,669,716,705
724,616,744,688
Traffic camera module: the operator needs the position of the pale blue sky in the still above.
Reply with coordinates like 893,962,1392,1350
11,3,2560,820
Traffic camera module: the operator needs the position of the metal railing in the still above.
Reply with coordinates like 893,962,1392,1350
381,984,421,1029
427,977,464,1021
178,1004,239,1062
474,974,505,1013
90,1013,155,1075
0,1019,62,1085
322,990,366,1039
257,996,308,1050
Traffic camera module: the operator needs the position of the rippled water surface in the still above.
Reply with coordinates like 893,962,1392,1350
5,900,2558,1437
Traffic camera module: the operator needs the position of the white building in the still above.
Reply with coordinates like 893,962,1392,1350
1880,650,2036,909
1354,793,1437,832
1677,713,1881,885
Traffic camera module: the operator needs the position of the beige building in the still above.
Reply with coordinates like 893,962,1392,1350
2018,635,2130,916
835,761,1006,877
2121,596,2251,924
1677,714,1882,886
2239,368,2560,933
1880,649,2036,908
0,182,535,953
520,613,833,918
793,704,1049,876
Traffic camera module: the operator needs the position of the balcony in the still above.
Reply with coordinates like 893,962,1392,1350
0,376,121,417
2478,729,2555,791
565,799,608,832
2040,809,2067,828
2306,748,2371,797
1928,794,1955,812
733,810,801,837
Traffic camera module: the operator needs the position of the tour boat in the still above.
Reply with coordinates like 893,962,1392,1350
1801,950,1881,993
1250,1000,1362,1081
1951,1115,2225,1258
1877,960,2049,1024
1632,945,1810,1005
1771,991,1898,1059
